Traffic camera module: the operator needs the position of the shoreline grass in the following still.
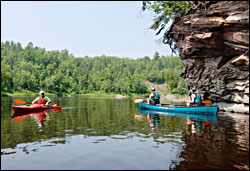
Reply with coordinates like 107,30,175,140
2,91,185,100
2,91,143,98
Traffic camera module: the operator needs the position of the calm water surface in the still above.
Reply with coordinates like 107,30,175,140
1,96,249,170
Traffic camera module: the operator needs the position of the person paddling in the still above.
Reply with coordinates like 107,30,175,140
147,88,160,105
185,88,193,107
32,91,52,105
185,87,203,107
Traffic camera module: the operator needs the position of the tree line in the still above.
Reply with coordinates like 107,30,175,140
1,41,188,96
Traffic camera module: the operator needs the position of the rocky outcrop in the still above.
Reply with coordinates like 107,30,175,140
169,1,249,113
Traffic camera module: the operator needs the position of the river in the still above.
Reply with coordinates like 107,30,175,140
1,96,249,170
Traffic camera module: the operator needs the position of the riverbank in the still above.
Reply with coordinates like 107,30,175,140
1,91,139,99
2,90,187,101
4,91,247,113
163,93,188,102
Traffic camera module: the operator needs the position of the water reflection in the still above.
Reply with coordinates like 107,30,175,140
185,118,214,135
1,97,249,170
135,110,249,170
11,109,61,129
173,112,249,170
134,110,219,148
134,113,160,131
147,113,160,131
136,109,218,132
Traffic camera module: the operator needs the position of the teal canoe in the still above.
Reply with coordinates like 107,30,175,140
139,102,218,115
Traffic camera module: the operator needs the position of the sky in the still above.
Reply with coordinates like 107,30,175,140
1,1,173,59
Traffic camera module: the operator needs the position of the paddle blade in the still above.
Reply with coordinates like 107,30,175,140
53,108,62,112
53,106,62,109
202,100,212,106
47,105,62,110
12,115,26,121
134,99,144,104
15,99,27,104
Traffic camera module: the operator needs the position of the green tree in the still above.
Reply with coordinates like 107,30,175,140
1,63,12,92
1,40,187,96
142,1,194,35
153,51,160,61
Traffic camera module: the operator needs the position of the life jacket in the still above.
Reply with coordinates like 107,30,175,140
37,97,47,104
194,93,202,103
152,91,160,101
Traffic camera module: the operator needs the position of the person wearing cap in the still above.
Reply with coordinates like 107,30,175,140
147,88,160,105
185,87,203,107
32,91,52,105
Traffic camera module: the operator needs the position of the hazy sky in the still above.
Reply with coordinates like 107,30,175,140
1,1,173,59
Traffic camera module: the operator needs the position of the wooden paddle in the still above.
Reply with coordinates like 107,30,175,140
134,99,146,104
15,99,32,104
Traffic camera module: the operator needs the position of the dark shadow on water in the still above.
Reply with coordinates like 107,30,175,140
171,112,249,170
135,109,249,170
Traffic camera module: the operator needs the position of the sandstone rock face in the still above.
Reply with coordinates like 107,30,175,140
169,1,249,113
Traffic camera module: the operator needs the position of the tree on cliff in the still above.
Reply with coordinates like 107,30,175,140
142,1,193,32
142,1,211,53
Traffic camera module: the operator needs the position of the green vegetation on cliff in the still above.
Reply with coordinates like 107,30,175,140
142,1,196,53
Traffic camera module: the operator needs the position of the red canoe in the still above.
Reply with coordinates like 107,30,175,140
11,104,61,113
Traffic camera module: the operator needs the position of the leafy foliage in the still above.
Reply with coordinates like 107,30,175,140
142,1,195,53
142,1,194,33
1,41,188,96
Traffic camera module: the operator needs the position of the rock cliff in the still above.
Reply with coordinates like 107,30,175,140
168,1,249,113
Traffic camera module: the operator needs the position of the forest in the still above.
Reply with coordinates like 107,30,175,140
1,41,188,96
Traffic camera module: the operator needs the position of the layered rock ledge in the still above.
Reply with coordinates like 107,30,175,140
168,1,249,113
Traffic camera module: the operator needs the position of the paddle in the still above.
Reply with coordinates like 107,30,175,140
49,105,62,109
15,99,32,104
134,99,146,104
202,100,212,106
